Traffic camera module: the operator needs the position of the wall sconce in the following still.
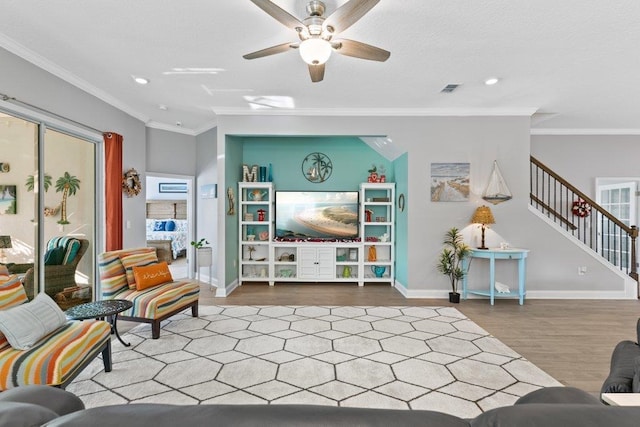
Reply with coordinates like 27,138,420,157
471,206,495,250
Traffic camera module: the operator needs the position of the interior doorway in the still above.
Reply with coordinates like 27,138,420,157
145,173,195,279
595,178,639,269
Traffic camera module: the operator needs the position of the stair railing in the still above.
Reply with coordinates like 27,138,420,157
530,156,638,282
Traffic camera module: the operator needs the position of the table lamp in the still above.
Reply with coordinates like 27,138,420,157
0,235,12,263
471,206,495,250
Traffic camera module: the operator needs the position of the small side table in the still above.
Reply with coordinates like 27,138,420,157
65,299,133,347
601,393,640,406
462,248,529,305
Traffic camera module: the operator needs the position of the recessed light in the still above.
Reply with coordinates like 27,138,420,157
133,76,149,85
484,77,499,86
158,104,168,111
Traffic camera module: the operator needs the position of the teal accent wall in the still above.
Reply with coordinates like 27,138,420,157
240,136,394,190
225,135,405,287
225,135,243,285
394,153,408,286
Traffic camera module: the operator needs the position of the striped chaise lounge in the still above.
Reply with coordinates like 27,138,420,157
98,247,199,339
0,275,112,390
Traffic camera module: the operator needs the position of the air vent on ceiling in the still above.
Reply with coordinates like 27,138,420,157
441,84,461,93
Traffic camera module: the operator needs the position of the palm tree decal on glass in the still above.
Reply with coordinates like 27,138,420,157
55,172,80,225
25,173,52,192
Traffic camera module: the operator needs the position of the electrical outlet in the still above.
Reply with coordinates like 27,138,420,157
578,266,587,275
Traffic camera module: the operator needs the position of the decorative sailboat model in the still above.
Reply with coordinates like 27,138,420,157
482,161,512,205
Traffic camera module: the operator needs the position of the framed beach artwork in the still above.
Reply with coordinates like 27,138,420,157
0,185,17,214
200,184,217,199
159,182,187,193
430,163,470,202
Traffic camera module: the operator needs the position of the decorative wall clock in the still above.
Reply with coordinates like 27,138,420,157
302,152,332,183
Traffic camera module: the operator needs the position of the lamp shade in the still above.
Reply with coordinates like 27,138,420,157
471,206,495,225
0,236,11,249
299,38,332,65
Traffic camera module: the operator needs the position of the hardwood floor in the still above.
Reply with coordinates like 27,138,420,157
198,282,640,394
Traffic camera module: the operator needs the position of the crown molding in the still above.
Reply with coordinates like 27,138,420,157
145,120,197,136
531,128,640,136
0,33,150,125
193,119,218,135
212,107,539,117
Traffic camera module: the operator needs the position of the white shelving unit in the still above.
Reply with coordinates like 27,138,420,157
238,182,395,286
360,183,395,284
238,182,273,285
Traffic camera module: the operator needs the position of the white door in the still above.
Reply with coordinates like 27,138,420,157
596,182,637,268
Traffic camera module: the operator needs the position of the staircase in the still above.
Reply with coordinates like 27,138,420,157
530,156,638,291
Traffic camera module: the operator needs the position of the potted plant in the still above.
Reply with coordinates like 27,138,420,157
190,238,209,249
437,227,471,303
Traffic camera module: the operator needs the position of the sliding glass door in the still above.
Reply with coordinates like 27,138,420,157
0,110,97,309
43,128,96,308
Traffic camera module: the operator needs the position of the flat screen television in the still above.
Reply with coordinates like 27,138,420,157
275,191,359,240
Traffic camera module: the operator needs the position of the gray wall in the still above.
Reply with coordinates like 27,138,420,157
195,127,218,281
216,115,629,298
146,128,197,176
531,134,640,196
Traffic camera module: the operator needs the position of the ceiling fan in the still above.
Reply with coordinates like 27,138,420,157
243,0,390,82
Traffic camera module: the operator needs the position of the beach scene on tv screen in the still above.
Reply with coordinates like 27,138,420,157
276,191,358,239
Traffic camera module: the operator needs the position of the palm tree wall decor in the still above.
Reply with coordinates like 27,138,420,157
25,173,52,192
55,172,80,225
26,173,61,217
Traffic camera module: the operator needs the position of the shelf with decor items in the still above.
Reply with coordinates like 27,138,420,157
238,182,273,285
360,183,395,284
272,243,298,283
237,182,394,286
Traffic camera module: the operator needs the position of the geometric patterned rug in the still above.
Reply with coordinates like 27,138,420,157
68,305,561,419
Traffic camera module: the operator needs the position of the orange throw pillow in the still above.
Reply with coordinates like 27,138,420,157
132,261,173,290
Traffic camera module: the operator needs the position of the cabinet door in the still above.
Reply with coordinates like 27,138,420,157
316,247,335,279
298,247,319,279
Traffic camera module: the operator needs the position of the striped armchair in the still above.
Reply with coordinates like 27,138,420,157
0,275,111,390
98,247,199,339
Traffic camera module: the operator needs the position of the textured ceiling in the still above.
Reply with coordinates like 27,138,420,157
0,0,638,135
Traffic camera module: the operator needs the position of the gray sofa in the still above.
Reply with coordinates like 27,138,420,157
2,385,640,427
601,318,640,393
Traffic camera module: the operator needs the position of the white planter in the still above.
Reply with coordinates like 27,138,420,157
197,247,212,267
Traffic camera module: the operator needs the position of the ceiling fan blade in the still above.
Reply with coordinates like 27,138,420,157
308,64,325,82
243,42,297,60
332,39,390,61
324,0,380,34
249,0,304,30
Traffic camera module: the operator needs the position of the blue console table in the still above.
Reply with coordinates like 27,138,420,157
461,248,529,305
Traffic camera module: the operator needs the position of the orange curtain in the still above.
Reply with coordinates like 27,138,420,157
104,132,123,251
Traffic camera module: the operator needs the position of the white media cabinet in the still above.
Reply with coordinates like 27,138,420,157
238,182,395,286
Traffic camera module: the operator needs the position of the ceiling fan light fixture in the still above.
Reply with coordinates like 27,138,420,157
299,38,332,65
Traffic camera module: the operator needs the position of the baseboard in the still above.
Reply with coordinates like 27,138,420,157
216,279,238,297
526,290,636,299
394,283,637,300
